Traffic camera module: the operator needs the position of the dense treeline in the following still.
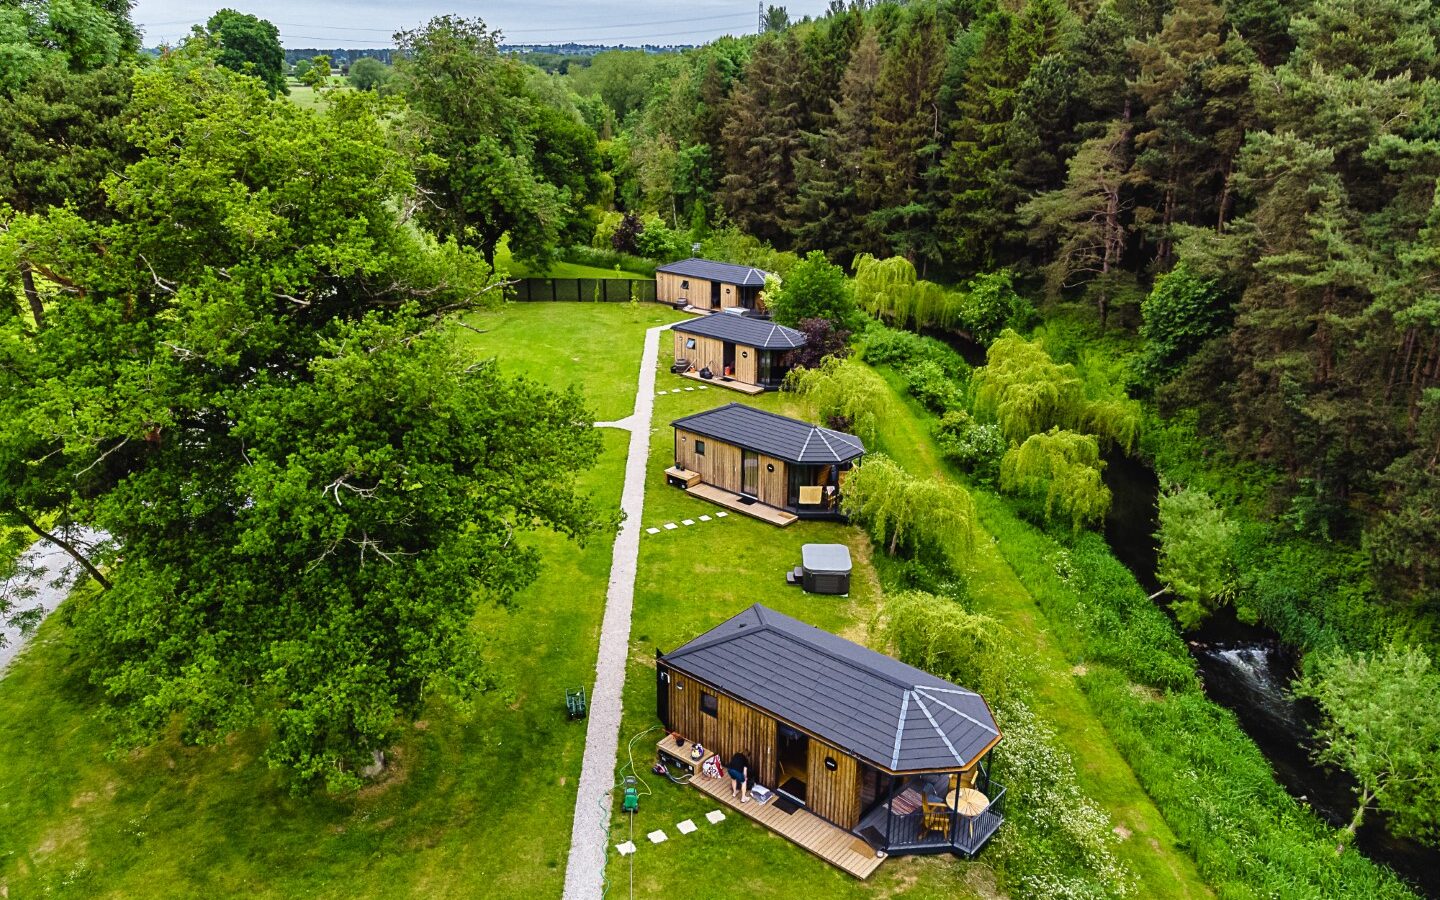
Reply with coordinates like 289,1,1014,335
576,0,1440,620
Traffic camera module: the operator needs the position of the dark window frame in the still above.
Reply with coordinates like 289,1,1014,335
695,439,706,456
700,692,718,717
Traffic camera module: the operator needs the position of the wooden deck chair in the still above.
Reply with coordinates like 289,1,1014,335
920,795,951,837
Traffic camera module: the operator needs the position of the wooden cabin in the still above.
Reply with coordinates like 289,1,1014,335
667,403,864,525
671,314,806,392
656,258,769,313
657,605,1005,869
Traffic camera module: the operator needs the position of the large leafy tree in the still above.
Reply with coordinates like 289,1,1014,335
767,250,857,327
1155,484,1239,628
394,16,572,269
206,8,287,96
0,46,604,790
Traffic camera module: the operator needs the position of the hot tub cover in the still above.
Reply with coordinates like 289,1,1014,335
802,543,852,574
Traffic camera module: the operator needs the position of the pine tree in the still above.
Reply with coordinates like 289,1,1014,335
1020,117,1135,324
717,34,806,246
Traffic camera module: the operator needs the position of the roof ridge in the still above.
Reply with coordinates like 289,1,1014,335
814,428,838,461
891,691,912,769
913,687,1000,737
912,692,968,766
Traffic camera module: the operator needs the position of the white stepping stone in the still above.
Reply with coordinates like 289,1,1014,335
647,830,668,844
684,387,695,391
676,819,697,835
616,841,637,856
663,523,678,530
715,511,729,518
645,527,660,535
698,386,708,390
681,519,695,526
698,515,712,522
705,810,726,824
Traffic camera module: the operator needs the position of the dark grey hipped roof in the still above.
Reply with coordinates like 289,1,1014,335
663,605,1000,772
656,258,769,287
673,314,807,350
671,403,864,465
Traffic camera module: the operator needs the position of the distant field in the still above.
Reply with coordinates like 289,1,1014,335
285,78,349,111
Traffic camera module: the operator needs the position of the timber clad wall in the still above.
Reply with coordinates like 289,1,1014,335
663,667,862,829
735,344,758,383
674,429,789,506
808,739,861,829
671,332,762,385
665,669,778,787
674,332,726,374
657,272,715,306
675,428,741,491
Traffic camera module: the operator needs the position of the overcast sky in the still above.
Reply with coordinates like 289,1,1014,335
132,1,837,48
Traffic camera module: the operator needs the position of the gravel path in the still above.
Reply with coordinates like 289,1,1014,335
562,322,670,900
1,528,105,676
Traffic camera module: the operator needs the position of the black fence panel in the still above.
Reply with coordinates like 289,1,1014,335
510,278,658,303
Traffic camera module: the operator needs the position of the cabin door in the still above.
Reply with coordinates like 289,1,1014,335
722,342,736,377
777,725,809,804
741,450,760,498
710,282,722,309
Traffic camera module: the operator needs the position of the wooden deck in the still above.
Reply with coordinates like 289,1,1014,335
683,753,886,879
683,482,798,526
678,370,767,395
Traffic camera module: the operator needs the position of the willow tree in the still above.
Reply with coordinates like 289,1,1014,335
852,253,917,322
971,330,1085,442
784,356,886,446
881,589,1008,697
841,454,977,559
1000,428,1112,531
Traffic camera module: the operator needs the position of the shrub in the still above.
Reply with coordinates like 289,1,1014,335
1132,263,1231,391
784,318,851,370
560,245,657,276
610,212,643,254
767,250,858,328
935,411,1005,485
591,210,623,250
903,359,966,413
634,215,689,260
960,269,1035,345
859,324,968,377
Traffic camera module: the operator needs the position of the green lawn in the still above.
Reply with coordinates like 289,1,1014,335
0,306,648,898
1,307,1212,899
455,302,686,422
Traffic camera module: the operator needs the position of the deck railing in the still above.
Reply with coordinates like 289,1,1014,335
854,781,1007,858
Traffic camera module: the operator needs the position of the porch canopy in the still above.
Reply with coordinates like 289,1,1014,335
671,314,808,351
661,604,998,772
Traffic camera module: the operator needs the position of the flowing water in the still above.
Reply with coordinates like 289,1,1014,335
1102,450,1440,897
923,326,1438,893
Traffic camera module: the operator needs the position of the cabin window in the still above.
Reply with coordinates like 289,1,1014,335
695,440,706,456
685,338,696,349
700,692,718,717
680,279,690,289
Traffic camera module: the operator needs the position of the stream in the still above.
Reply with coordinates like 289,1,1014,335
923,325,1439,895
1103,451,1440,898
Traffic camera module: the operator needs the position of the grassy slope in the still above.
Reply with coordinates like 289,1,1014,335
0,304,667,898
494,240,650,280
870,368,1209,898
